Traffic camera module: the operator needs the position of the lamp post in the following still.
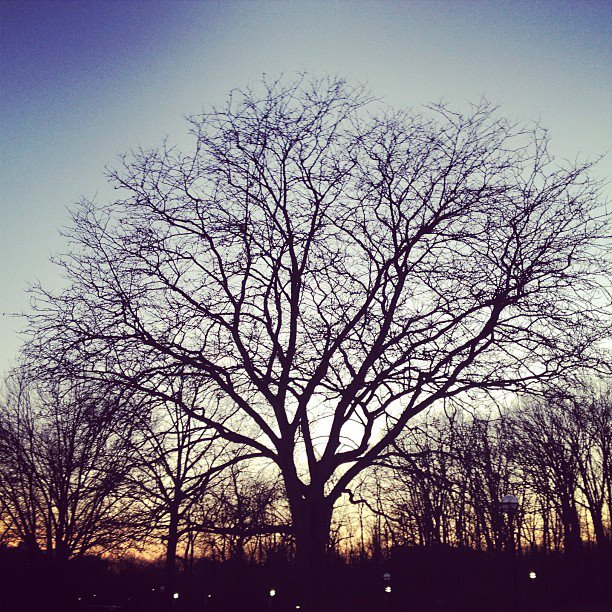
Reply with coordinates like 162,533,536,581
268,588,276,609
501,494,520,610
501,494,519,517
383,572,391,608
527,570,537,606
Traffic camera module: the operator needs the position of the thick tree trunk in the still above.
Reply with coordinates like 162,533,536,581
290,494,334,611
561,498,582,555
588,505,607,547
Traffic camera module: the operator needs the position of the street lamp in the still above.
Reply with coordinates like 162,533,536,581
527,570,538,607
501,494,519,557
501,494,519,517
383,572,392,608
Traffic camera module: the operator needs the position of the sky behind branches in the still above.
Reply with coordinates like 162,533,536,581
1,0,610,375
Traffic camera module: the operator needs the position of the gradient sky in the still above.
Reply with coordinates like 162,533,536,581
1,0,611,375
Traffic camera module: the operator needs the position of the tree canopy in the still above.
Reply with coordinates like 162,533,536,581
26,76,610,607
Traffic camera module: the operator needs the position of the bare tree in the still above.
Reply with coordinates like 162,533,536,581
124,377,241,605
0,369,136,562
510,383,612,552
456,414,523,553
193,463,289,563
26,76,610,607
368,405,521,554
509,396,585,554
570,380,612,547
376,411,459,549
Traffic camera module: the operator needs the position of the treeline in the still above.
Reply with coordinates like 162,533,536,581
1,369,611,611
0,368,290,571
352,384,611,559
2,368,610,573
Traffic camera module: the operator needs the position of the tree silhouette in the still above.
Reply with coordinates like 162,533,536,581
27,76,610,608
123,377,241,607
0,369,136,562
510,383,612,553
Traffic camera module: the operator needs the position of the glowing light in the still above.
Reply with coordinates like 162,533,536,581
269,589,276,597
529,571,537,580
173,592,179,599
385,586,392,593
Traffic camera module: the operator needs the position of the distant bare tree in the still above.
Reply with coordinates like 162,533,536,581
350,382,610,560
510,383,611,552
457,414,523,553
124,376,243,606
193,464,288,563
508,397,584,554
570,380,612,547
0,369,135,561
376,411,459,549
27,76,610,607
370,406,521,553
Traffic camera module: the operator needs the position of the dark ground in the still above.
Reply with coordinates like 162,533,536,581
1,545,610,612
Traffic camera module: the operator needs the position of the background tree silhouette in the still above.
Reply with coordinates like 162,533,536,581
26,76,610,609
123,376,243,609
0,369,136,562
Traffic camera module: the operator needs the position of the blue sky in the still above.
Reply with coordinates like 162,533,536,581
1,0,611,375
